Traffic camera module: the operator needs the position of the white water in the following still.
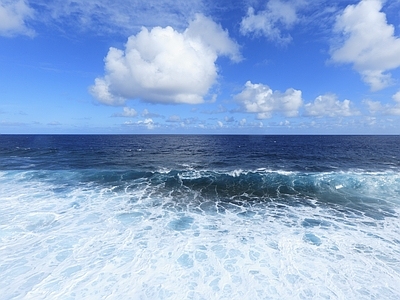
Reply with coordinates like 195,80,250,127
1,170,400,299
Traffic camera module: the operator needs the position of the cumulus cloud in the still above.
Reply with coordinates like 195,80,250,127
304,94,358,117
240,0,300,44
90,14,241,106
0,0,35,37
140,118,155,130
112,107,137,117
331,0,400,91
124,118,156,129
234,81,303,119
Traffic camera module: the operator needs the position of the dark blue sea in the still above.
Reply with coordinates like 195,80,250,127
1,135,399,299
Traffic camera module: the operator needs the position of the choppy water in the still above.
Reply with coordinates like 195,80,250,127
1,135,400,299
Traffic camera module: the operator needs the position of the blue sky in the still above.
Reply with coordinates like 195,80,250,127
1,0,400,134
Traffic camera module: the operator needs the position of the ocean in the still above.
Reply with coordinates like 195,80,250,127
1,135,399,299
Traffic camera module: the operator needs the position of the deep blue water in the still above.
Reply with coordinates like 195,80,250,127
2,135,400,171
1,135,400,299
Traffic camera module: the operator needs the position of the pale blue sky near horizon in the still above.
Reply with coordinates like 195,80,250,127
1,0,400,134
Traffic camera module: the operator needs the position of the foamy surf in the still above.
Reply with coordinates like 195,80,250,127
1,135,400,299
1,168,399,299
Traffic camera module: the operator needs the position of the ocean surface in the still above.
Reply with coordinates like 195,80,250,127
1,135,399,299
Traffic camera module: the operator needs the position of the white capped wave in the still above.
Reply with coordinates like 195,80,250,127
1,170,399,299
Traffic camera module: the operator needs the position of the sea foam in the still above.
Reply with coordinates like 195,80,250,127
1,169,400,299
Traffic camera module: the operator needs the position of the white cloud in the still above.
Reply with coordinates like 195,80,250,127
279,120,290,126
141,109,162,118
331,0,400,91
167,115,181,122
393,91,400,102
124,118,156,129
90,14,240,106
91,78,125,106
365,91,400,115
141,118,155,130
224,116,235,123
389,92,400,115
364,100,383,115
0,0,35,37
234,81,303,119
240,0,299,44
47,121,61,126
304,94,358,117
112,107,137,117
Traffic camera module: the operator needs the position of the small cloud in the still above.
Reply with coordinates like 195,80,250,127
217,121,223,128
304,94,359,117
0,120,27,126
279,120,290,127
240,0,300,44
364,99,384,114
364,90,400,115
123,118,156,129
224,116,235,123
201,105,227,115
47,121,61,126
167,115,181,122
0,0,35,37
123,120,134,126
393,91,400,103
365,116,377,126
142,109,162,118
183,117,198,125
112,107,137,117
234,81,303,119
140,118,155,130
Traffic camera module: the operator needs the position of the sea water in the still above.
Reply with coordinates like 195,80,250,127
0,135,399,299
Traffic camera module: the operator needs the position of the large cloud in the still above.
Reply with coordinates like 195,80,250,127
0,0,34,37
304,94,359,117
240,0,300,44
234,81,303,119
331,0,400,91
90,14,241,105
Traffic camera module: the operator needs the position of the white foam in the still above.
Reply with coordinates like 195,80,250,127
1,170,400,299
